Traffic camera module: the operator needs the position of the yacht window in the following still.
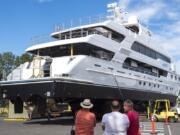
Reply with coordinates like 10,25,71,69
111,32,125,43
151,51,156,59
123,58,168,77
140,45,146,54
171,75,173,79
31,43,114,61
131,42,171,63
146,48,151,57
175,76,177,80
149,83,151,86
126,26,139,33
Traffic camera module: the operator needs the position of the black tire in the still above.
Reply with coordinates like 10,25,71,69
168,117,176,123
153,116,158,122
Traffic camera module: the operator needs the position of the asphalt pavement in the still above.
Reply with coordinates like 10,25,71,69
0,117,179,135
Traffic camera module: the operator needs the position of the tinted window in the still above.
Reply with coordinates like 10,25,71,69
131,42,171,63
111,32,125,43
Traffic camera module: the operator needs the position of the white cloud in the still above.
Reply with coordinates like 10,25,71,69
154,21,180,58
174,61,180,74
155,35,180,58
120,0,165,24
165,11,179,20
119,0,130,10
167,21,180,34
131,7,160,23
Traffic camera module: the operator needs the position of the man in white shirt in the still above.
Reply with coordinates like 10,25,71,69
102,100,129,135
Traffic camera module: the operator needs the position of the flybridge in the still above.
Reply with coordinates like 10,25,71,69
30,1,147,46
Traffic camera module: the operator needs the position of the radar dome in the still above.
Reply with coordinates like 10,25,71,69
128,16,139,25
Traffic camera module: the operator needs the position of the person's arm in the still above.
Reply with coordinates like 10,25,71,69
94,115,96,127
101,115,106,131
102,124,105,131
127,112,133,124
75,111,79,127
126,115,130,128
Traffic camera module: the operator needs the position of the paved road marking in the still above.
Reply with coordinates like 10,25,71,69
140,122,165,135
167,124,172,135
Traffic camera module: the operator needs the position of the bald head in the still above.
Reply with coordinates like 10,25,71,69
111,100,120,111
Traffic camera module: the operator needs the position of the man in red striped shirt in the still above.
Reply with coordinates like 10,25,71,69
75,99,96,135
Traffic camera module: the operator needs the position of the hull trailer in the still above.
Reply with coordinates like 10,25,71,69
0,78,177,116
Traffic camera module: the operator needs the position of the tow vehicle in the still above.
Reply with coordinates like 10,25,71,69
152,99,178,122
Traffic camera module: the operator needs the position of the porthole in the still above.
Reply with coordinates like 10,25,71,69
139,81,142,85
149,83,151,86
94,64,101,67
143,82,146,86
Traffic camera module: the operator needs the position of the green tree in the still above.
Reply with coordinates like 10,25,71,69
0,54,3,80
15,53,32,67
15,56,21,67
0,52,16,80
0,52,32,80
20,53,32,64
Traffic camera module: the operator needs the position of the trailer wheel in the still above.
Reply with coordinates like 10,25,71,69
153,115,158,122
168,117,176,123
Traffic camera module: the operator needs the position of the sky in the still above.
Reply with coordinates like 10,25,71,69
0,0,180,71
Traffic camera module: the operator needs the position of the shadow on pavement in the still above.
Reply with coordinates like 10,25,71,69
24,117,74,125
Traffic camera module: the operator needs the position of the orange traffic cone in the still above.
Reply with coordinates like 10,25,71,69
151,115,157,134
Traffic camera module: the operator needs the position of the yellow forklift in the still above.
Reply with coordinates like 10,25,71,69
150,99,178,122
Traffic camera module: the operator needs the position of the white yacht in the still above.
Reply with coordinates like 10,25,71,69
0,1,180,113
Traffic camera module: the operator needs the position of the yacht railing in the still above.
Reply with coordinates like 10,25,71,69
30,28,109,45
30,14,109,45
30,34,57,45
54,14,108,32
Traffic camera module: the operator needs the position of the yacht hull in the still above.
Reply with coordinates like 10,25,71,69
0,78,177,103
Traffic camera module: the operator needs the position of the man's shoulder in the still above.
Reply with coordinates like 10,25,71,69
128,111,139,116
102,113,111,120
117,112,129,119
88,111,95,117
102,113,110,118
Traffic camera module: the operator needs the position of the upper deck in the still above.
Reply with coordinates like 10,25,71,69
27,1,171,63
